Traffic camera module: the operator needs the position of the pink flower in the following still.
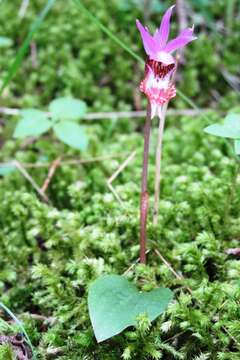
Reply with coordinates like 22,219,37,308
136,5,197,118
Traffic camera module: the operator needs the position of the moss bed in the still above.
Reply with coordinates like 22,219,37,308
0,1,240,359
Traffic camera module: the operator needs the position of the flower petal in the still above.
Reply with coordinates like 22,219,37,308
136,19,157,56
154,51,175,65
154,5,175,49
164,26,197,53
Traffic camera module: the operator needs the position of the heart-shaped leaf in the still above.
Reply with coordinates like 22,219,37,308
53,120,88,150
49,97,87,121
204,113,240,139
14,109,51,139
88,275,173,342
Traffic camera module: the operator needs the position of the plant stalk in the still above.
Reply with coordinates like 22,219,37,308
153,55,180,225
140,102,152,264
153,103,168,225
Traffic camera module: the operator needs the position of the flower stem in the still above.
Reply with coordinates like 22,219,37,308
152,58,179,226
153,103,168,225
140,102,152,264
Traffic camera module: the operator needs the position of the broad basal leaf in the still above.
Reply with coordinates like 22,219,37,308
53,120,88,150
49,97,87,121
14,109,51,139
88,275,173,342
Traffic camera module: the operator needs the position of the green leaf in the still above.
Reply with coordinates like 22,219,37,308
14,110,52,139
49,97,87,121
234,140,240,155
0,165,16,176
88,275,173,342
204,124,240,139
204,113,240,139
0,36,12,48
224,113,240,126
53,121,88,150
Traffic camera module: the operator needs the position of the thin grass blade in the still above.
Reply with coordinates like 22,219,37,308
0,301,36,359
0,0,56,96
72,0,144,64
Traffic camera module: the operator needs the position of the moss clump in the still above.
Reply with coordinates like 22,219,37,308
0,113,240,359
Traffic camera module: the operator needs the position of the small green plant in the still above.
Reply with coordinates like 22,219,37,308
13,97,88,151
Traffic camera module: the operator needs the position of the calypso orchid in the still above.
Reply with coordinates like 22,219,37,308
136,5,197,119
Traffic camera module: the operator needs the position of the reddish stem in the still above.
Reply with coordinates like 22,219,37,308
140,102,152,264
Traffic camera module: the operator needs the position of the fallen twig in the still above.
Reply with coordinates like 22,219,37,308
154,249,192,294
30,42,38,69
123,250,151,275
14,160,50,203
107,150,137,206
18,0,30,18
0,153,127,169
0,107,212,120
41,156,61,194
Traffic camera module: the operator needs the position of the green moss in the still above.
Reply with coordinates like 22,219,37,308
0,112,240,358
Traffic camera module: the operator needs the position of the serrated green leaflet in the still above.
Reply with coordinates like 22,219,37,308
53,120,88,150
88,275,173,342
49,97,87,121
14,110,51,138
